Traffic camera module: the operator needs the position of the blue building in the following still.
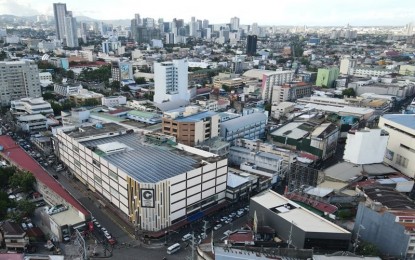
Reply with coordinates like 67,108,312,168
220,112,267,143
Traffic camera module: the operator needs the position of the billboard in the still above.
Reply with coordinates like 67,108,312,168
140,189,155,208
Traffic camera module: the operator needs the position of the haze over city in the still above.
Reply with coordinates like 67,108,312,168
1,0,415,26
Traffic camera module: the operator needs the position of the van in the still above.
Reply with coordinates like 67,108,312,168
182,233,192,242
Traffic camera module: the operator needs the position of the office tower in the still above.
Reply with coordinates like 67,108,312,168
197,20,202,30
407,22,414,36
53,3,67,41
143,18,155,28
230,17,240,31
246,35,257,56
202,19,209,29
154,59,189,103
189,17,197,37
53,3,78,47
65,11,78,47
251,23,259,35
0,60,41,106
134,14,141,26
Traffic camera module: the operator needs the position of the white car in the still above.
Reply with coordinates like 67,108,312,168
214,224,222,230
104,233,112,240
101,227,107,233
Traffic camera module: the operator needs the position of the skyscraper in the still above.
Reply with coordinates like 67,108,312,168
246,35,257,56
230,17,240,31
65,11,78,47
53,3,78,47
53,3,67,41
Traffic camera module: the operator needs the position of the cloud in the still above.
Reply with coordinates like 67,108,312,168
0,0,40,16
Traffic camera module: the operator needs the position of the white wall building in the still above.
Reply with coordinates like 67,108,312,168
39,72,52,82
0,60,41,106
17,114,47,132
10,97,54,115
261,70,295,102
54,84,83,96
349,67,394,78
101,96,127,107
379,114,415,178
154,59,189,103
339,57,357,75
55,125,228,232
343,128,389,165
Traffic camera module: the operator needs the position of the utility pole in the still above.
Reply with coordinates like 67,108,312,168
353,224,365,254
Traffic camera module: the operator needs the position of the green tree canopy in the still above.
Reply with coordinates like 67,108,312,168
9,171,36,192
134,77,146,84
17,200,36,217
342,88,356,97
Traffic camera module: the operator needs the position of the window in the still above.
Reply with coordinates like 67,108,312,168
73,145,79,153
92,159,100,168
74,160,81,167
109,170,118,180
396,154,409,168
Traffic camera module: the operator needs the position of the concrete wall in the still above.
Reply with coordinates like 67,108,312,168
354,203,410,257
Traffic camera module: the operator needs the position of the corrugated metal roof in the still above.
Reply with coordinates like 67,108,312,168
175,111,217,122
221,113,267,132
81,134,197,183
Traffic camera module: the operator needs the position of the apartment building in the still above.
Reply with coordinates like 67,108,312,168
162,106,220,146
262,70,295,102
350,66,394,78
0,60,41,106
55,125,228,232
379,114,415,178
154,59,189,103
101,96,127,107
271,82,312,104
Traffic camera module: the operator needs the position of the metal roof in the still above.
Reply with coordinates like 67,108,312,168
382,114,415,130
175,111,217,122
220,113,267,132
81,134,197,183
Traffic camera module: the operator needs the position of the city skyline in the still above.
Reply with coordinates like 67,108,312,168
0,0,415,26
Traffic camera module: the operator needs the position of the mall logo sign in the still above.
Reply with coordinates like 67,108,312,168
140,189,155,208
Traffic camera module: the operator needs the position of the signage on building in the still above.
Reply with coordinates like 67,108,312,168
141,189,155,208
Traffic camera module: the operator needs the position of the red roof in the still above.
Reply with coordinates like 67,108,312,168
0,136,89,217
228,231,254,243
285,193,338,214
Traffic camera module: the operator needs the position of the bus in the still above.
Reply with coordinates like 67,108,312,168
167,243,181,254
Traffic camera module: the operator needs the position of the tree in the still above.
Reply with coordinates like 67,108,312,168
109,81,121,91
17,200,36,217
122,85,131,92
42,92,55,101
83,98,100,107
50,101,63,116
67,70,75,80
0,191,11,220
9,171,36,192
134,77,146,84
342,88,356,97
0,166,15,189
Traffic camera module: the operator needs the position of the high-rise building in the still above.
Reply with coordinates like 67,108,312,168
246,35,257,56
230,17,240,31
53,3,67,41
251,23,259,35
65,11,78,48
53,3,78,47
0,60,41,106
189,17,197,37
202,19,209,29
154,59,189,103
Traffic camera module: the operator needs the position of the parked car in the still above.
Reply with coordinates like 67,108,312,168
213,224,222,230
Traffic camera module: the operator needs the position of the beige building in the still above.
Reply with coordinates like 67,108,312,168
55,124,228,232
399,65,415,76
162,106,220,147
379,114,415,178
69,89,103,106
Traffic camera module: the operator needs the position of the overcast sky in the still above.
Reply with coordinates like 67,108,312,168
0,0,414,26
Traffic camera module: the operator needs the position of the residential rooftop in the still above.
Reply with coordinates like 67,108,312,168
252,190,350,234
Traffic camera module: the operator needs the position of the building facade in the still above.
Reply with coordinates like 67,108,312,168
55,126,228,232
315,67,339,88
0,60,41,106
220,112,267,143
10,97,54,115
261,70,295,102
101,96,127,107
154,59,189,103
250,190,351,250
379,114,415,178
162,106,220,146
246,35,257,56
53,3,67,41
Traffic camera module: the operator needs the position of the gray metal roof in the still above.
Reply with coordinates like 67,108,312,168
220,113,267,132
382,114,415,130
175,111,218,122
81,134,197,183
